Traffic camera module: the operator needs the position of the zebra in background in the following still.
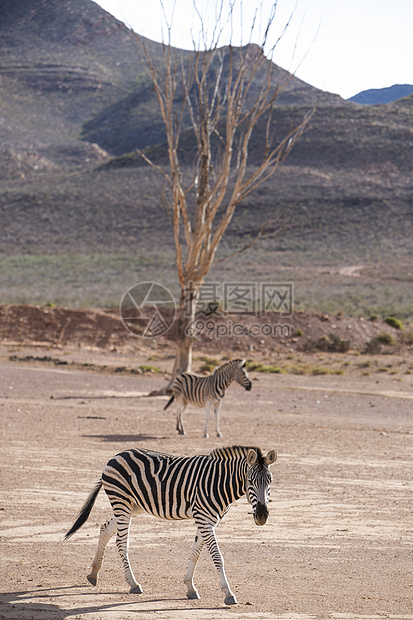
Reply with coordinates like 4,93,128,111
65,445,277,605
164,358,252,438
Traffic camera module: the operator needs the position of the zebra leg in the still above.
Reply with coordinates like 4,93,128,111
184,529,204,599
115,511,143,593
203,402,211,438
87,516,117,586
214,402,223,438
199,523,237,605
176,403,187,435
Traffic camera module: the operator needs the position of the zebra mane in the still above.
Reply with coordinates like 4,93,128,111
209,446,263,462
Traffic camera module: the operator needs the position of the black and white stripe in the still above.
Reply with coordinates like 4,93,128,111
164,359,252,437
65,445,277,605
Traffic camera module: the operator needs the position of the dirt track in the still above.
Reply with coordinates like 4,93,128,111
0,346,412,620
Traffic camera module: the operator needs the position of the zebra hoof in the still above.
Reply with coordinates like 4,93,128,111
87,574,97,586
187,590,200,600
129,584,143,594
224,595,238,605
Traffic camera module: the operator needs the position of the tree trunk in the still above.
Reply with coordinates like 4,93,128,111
170,312,194,378
170,281,198,378
151,281,198,395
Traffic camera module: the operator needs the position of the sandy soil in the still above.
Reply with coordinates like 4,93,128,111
0,345,412,620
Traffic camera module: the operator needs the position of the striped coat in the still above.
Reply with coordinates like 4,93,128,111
164,359,252,437
65,445,277,605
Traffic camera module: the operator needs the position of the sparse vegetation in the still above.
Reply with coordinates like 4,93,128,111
138,365,162,374
311,367,344,376
363,339,381,354
199,363,218,373
385,316,404,330
403,329,413,345
376,333,397,345
302,333,351,353
244,360,345,376
195,357,222,373
246,362,286,374
363,333,397,354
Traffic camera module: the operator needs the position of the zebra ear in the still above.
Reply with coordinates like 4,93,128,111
265,449,277,466
247,449,257,466
240,359,246,367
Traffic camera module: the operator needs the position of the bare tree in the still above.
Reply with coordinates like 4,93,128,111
133,1,312,385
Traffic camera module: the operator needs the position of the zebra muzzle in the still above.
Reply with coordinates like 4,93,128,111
254,502,269,526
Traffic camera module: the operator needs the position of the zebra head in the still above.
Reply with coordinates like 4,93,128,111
246,448,277,526
233,359,252,391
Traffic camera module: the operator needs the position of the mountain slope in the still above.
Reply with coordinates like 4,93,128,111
0,0,142,167
81,46,342,156
349,84,413,105
0,0,332,163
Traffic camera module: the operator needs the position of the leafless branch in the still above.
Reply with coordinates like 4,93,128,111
214,203,293,263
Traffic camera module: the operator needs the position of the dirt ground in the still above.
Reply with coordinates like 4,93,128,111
0,341,412,620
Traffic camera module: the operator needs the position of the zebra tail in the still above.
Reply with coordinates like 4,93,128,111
64,479,103,540
164,394,175,410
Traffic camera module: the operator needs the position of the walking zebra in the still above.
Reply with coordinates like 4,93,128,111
65,445,277,605
164,358,252,438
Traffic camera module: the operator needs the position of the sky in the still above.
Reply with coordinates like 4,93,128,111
93,0,412,100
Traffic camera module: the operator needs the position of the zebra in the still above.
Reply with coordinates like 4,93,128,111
164,358,252,438
65,445,277,605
